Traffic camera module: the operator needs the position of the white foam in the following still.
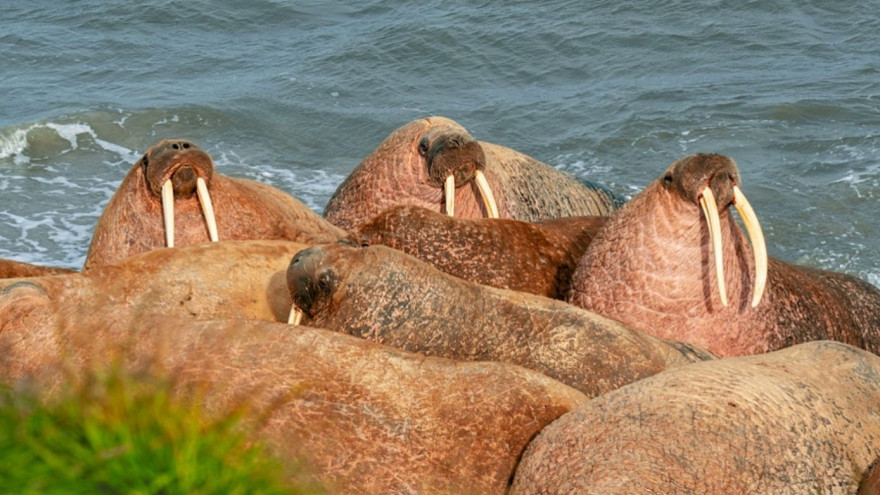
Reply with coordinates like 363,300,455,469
1,121,138,168
213,148,345,212
0,127,29,161
44,122,95,150
95,137,139,163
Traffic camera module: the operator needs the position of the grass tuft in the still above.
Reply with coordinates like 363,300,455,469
0,366,326,495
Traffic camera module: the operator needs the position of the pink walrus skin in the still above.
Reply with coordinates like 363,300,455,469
0,312,586,495
512,340,880,494
84,138,346,270
568,153,880,357
324,116,621,230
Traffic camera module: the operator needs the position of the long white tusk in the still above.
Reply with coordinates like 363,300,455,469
699,187,728,307
161,180,175,248
474,170,499,218
444,174,455,217
196,177,219,242
733,186,767,307
287,305,303,326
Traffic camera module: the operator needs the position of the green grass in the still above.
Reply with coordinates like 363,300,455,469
0,367,325,495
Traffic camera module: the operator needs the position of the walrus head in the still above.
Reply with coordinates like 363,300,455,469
417,120,499,218
285,244,345,325
663,154,767,307
139,139,219,248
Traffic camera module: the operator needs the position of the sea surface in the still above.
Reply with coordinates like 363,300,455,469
1,0,878,287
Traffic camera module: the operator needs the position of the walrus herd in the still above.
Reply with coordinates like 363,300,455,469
2,116,879,494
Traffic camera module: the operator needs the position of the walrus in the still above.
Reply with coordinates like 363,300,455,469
0,312,586,495
0,240,304,336
355,205,608,299
568,153,880,357
323,116,623,230
1,258,75,278
286,243,714,398
511,340,880,494
83,139,347,270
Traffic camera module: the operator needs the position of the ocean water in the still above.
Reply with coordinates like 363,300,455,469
1,0,877,286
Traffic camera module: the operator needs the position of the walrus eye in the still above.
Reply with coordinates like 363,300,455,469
663,173,673,185
317,272,333,293
418,137,429,157
141,154,149,169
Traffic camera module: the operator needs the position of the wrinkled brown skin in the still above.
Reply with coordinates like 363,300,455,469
84,139,347,270
0,258,76,278
0,240,301,342
286,243,714,398
323,116,622,230
0,313,587,495
512,341,880,495
568,153,880,357
355,205,608,299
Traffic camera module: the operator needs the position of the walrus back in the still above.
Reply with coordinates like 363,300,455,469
481,141,623,220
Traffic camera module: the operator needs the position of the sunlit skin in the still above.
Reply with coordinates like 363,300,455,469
569,153,880,357
83,139,346,270
324,116,621,230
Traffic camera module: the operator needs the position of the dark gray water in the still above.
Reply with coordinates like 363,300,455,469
1,0,878,286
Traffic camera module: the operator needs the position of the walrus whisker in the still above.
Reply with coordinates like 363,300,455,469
196,177,219,242
288,304,303,326
444,174,456,217
733,186,767,307
474,170,499,219
161,179,175,248
699,187,728,307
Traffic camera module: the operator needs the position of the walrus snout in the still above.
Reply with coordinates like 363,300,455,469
673,154,740,207
171,166,197,198
675,154,766,308
705,171,737,210
143,139,214,197
419,132,498,218
152,141,219,248
286,247,336,324
425,135,483,187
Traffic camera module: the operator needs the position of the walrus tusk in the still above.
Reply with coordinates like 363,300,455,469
196,177,219,242
161,179,175,248
474,170,499,219
445,174,456,217
288,304,303,326
699,187,728,307
733,186,767,307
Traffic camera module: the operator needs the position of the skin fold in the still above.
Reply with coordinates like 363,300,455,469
1,258,75,278
568,153,880,357
286,243,714,398
0,240,303,345
511,341,880,495
355,205,608,299
324,116,622,230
